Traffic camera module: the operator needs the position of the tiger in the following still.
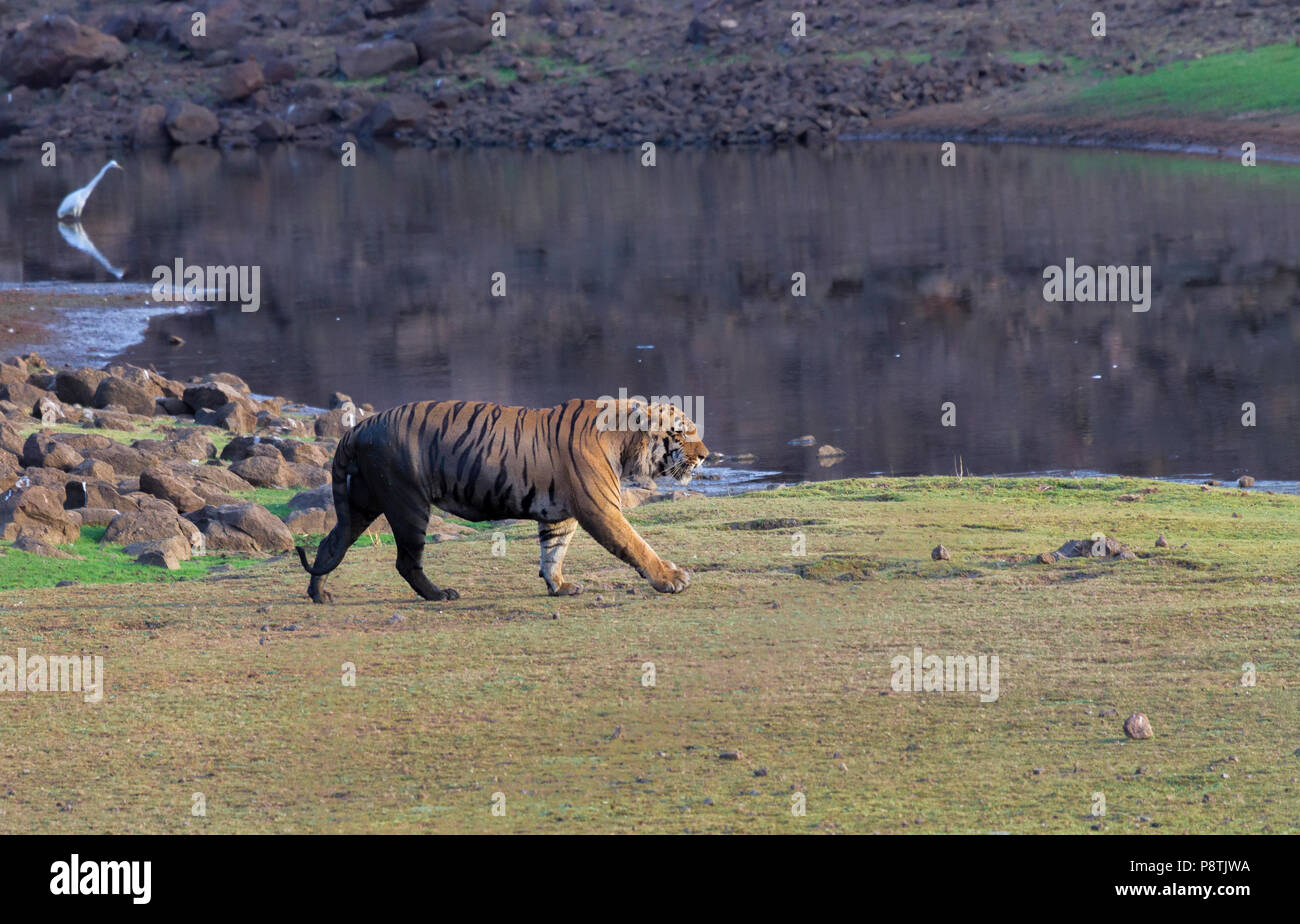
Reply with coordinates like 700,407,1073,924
295,397,709,603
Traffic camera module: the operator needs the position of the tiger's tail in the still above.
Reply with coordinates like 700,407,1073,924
295,424,360,576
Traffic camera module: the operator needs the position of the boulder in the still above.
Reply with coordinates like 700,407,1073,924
13,535,79,559
51,432,113,453
64,479,131,510
1123,713,1154,740
283,506,333,535
136,547,180,569
189,464,254,495
408,17,491,62
0,421,23,457
287,484,333,510
164,100,220,145
1056,536,1127,559
102,508,201,547
283,503,391,536
362,96,426,136
280,440,329,467
93,377,157,416
157,429,217,462
186,503,294,552
217,59,264,101
0,15,128,89
183,381,249,414
21,433,84,471
252,116,294,141
34,396,64,425
70,457,116,482
314,408,358,438
139,466,206,513
90,409,139,430
0,484,81,544
23,468,70,488
0,457,19,492
75,507,119,526
195,400,255,434
124,536,192,568
336,39,418,80
367,0,433,17
222,435,328,466
289,463,330,488
229,453,292,488
0,381,52,410
81,442,150,476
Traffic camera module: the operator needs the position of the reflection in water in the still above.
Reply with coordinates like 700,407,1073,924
3,143,1300,482
57,221,124,279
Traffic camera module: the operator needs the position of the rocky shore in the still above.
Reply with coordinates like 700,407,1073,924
2,1,1294,154
0,350,425,569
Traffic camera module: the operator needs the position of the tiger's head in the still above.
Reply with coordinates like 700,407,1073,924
642,403,709,485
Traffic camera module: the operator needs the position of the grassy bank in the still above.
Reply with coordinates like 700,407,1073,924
1070,44,1300,117
1,476,1296,833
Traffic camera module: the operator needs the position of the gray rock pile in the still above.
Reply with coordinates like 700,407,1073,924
0,351,374,568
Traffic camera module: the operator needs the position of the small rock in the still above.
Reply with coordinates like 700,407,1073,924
1238,476,1255,488
931,544,950,561
1155,534,1169,548
1123,713,1154,739
718,750,743,761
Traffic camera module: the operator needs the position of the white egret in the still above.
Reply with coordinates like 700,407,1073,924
57,160,122,220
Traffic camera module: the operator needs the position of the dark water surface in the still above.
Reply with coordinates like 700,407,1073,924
4,142,1300,484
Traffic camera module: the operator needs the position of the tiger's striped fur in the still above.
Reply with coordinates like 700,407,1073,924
295,398,708,603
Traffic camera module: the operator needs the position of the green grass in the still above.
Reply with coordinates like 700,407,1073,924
1072,44,1300,116
0,526,259,589
2,476,1297,833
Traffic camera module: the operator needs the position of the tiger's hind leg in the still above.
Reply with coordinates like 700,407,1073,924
538,519,583,596
389,505,460,602
306,504,379,604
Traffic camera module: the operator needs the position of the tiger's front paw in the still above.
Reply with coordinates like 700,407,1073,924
649,562,691,594
548,581,584,596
